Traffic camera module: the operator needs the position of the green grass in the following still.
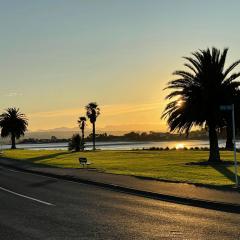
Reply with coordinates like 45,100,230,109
1,149,239,186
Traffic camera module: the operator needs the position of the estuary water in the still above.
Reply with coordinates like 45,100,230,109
0,139,237,150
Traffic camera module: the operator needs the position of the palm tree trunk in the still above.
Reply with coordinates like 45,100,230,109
208,123,220,162
81,128,85,151
82,128,84,141
93,122,95,151
11,133,16,149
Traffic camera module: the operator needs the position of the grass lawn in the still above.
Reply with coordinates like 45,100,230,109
1,149,239,186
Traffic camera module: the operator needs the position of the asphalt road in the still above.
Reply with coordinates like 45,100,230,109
0,166,240,240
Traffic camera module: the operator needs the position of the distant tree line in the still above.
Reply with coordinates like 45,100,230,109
19,129,214,144
19,136,68,144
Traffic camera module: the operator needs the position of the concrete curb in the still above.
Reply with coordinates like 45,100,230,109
1,162,240,214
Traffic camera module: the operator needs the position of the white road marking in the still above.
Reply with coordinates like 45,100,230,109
1,165,87,187
3,167,56,180
0,186,54,206
5,168,19,173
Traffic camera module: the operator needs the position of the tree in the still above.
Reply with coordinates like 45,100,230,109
162,47,240,162
51,136,58,142
0,108,28,149
85,102,100,150
68,134,81,152
78,116,87,150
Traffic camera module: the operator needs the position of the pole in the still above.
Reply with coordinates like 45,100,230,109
232,104,238,187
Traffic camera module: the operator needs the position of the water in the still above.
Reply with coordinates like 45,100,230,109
0,139,237,150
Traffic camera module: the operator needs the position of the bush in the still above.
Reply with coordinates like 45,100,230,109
68,134,81,152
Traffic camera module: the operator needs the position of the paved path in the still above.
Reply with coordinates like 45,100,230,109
1,157,240,206
1,165,240,239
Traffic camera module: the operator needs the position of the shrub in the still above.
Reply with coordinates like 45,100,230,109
68,134,81,152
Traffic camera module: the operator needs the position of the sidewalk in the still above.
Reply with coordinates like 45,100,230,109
1,157,240,212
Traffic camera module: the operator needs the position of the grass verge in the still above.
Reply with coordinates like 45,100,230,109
1,149,239,186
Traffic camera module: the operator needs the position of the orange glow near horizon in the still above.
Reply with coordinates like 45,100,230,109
26,101,167,132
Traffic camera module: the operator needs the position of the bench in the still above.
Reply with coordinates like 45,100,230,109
79,157,91,168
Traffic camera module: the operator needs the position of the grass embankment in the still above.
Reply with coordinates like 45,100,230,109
1,149,239,186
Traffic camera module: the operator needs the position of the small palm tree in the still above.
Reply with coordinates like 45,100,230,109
162,47,240,162
85,102,100,150
78,116,87,150
0,108,28,149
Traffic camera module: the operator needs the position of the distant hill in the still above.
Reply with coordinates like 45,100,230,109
25,127,131,139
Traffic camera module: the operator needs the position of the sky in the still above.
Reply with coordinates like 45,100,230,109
1,0,240,133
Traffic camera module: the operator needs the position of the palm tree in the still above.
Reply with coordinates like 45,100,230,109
162,47,240,162
0,108,28,149
78,116,87,150
85,102,100,150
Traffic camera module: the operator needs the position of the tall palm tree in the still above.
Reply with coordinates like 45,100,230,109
78,116,87,150
85,102,100,150
0,108,28,149
162,47,240,162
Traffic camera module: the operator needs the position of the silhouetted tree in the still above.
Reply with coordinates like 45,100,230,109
85,102,100,150
68,134,81,152
0,108,28,149
51,136,58,142
78,116,87,150
162,47,240,162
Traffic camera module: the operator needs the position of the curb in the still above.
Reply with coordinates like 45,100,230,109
0,162,240,214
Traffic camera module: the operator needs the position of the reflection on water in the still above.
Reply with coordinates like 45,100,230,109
0,139,236,150
175,143,185,149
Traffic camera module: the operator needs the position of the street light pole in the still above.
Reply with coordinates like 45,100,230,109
220,104,239,187
232,104,238,187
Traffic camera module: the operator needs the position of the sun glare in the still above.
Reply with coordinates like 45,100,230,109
176,143,185,149
176,100,183,107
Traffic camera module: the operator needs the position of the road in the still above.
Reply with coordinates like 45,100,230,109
0,166,240,240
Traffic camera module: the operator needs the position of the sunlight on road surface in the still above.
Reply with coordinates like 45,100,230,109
176,143,185,149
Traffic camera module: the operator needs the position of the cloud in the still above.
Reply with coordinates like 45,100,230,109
5,92,23,97
100,123,166,132
28,101,162,118
27,101,166,131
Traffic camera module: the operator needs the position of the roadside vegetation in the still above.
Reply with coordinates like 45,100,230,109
68,134,82,152
2,149,239,186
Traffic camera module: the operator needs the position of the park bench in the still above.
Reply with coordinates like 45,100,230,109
79,157,91,168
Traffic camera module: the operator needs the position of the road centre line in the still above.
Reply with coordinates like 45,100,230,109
1,166,56,180
0,186,55,206
4,168,20,173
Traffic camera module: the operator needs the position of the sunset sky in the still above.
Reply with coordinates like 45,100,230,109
1,0,240,132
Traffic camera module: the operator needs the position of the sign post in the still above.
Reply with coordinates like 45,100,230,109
220,104,238,187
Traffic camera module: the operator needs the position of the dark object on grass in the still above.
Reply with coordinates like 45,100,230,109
69,134,81,152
